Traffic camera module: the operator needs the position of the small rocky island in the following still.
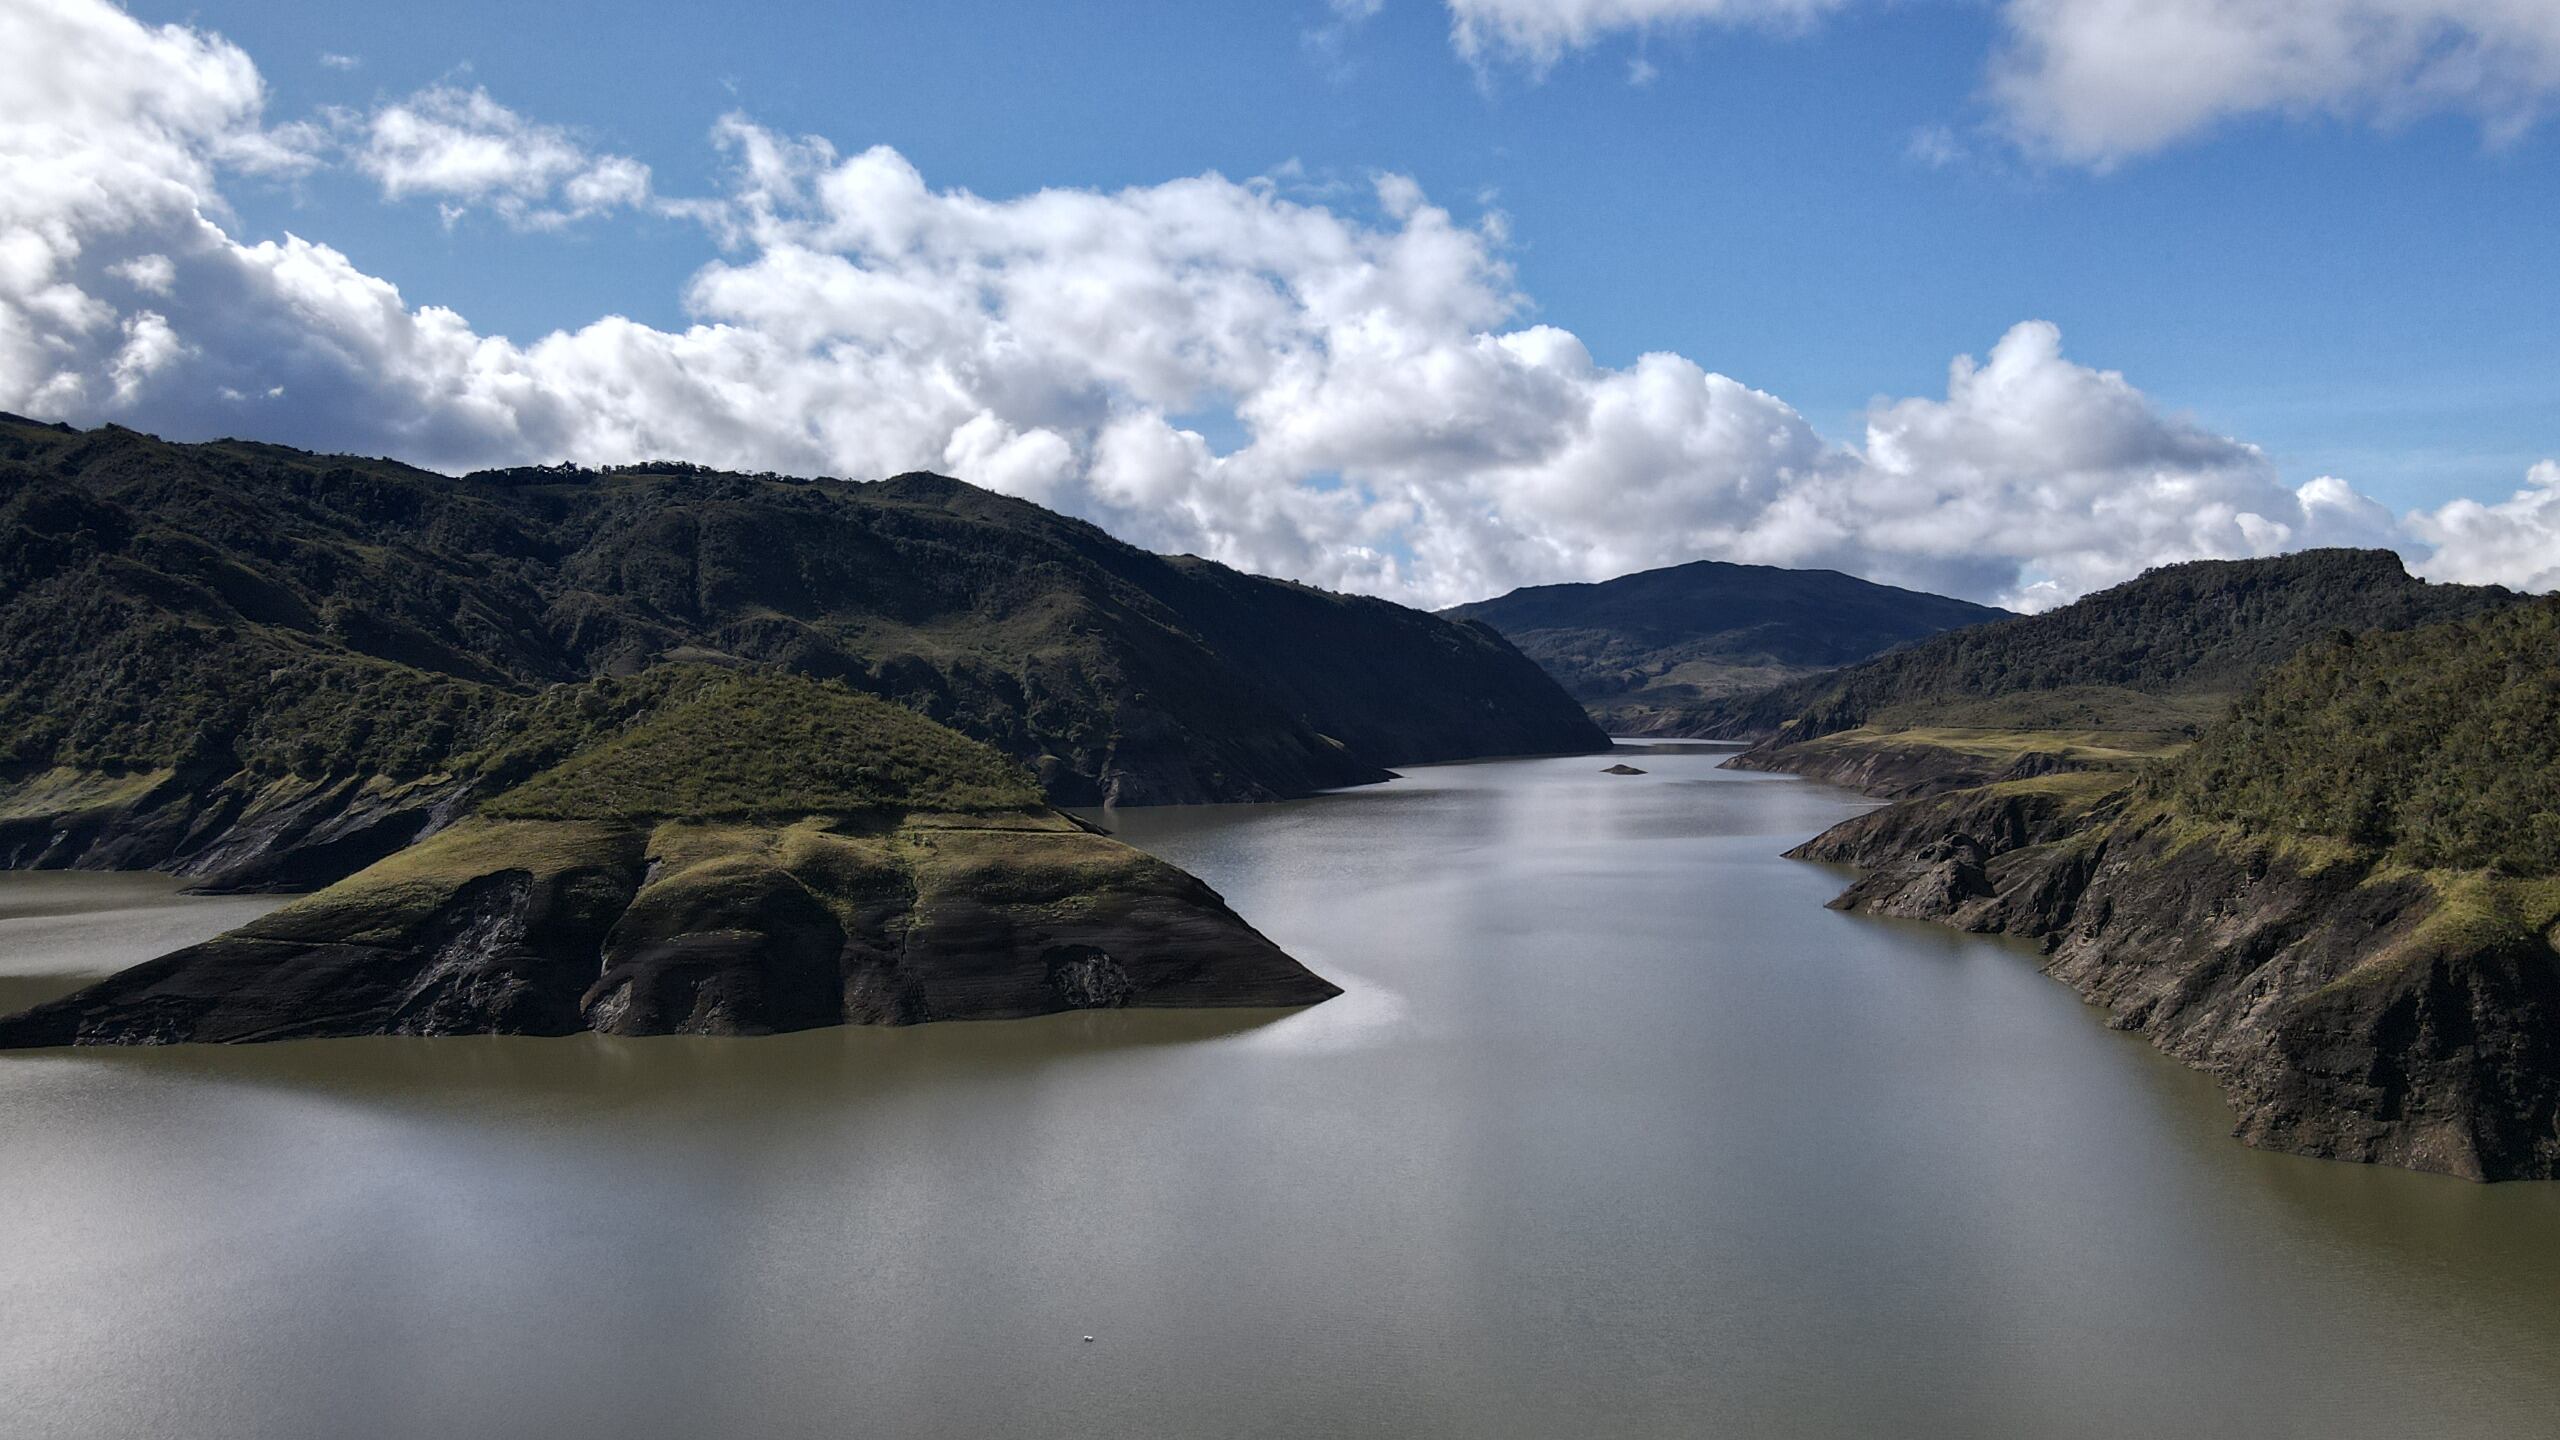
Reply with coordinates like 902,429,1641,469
0,668,1337,1046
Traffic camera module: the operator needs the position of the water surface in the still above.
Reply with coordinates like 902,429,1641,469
0,873,282,1015
4,747,2556,1438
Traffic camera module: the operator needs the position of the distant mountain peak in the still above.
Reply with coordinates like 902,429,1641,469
1443,559,2007,735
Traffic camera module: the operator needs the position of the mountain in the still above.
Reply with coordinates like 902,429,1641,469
1741,555,2555,1178
0,416,1603,887
0,667,1338,1046
1724,549,2522,792
1441,560,2006,735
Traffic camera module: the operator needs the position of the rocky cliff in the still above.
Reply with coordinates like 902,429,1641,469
0,811,1332,1045
1798,792,2559,1179
1778,599,2560,1179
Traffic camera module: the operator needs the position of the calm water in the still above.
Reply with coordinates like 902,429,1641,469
4,746,2557,1439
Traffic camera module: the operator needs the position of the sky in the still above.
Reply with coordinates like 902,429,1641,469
3,0,2556,610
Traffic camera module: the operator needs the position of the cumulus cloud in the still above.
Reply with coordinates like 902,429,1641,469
0,0,2548,613
2410,460,2560,593
0,0,283,413
1993,0,2560,163
108,253,176,294
1448,0,2560,161
352,85,653,228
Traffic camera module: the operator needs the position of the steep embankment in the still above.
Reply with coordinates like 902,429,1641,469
0,669,1337,1046
0,416,1601,886
1443,559,2004,735
1786,599,2560,1179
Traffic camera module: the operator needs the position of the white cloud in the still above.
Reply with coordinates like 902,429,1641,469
0,0,277,410
1446,0,2560,161
0,0,2549,616
354,85,653,228
318,52,359,71
1905,124,1965,168
1445,0,1840,70
1993,0,2560,163
107,309,187,402
108,253,175,294
1306,0,1388,81
2410,460,2560,593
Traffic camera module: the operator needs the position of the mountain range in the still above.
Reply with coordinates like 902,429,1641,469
0,415,1603,891
0,416,1607,1041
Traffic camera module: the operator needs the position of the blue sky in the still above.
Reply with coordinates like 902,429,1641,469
170,0,2559,512
11,0,2559,606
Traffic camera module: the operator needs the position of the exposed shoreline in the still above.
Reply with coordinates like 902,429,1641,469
1747,736,2560,1181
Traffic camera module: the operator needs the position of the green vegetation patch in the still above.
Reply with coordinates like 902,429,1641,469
1794,724,2186,770
2126,803,2377,879
2150,598,2560,875
1716,549,2519,746
255,818,641,945
481,668,1043,822
0,766,172,820
2317,870,2560,996
1862,685,2228,739
1984,770,2138,807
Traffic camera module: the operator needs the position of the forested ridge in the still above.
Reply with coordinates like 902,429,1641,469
1716,549,2521,744
2148,597,2560,874
0,415,1601,809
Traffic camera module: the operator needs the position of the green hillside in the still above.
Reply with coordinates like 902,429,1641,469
2149,597,2560,874
1717,549,2520,746
0,415,1601,826
480,668,1044,822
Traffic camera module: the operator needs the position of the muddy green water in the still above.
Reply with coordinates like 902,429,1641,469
3,745,2556,1439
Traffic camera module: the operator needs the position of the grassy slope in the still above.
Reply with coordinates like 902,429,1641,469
1745,558,2551,897
480,669,1043,822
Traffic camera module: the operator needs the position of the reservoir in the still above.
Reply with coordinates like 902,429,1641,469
4,744,2556,1437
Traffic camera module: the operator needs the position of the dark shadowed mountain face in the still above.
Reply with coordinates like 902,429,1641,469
0,416,1602,883
1442,559,2007,734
